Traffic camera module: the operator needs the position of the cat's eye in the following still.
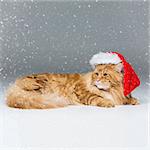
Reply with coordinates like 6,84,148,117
95,73,99,76
103,73,108,76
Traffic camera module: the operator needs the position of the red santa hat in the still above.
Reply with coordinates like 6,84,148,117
89,51,140,96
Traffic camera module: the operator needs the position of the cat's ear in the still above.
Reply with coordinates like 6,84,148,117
114,62,123,73
93,64,101,70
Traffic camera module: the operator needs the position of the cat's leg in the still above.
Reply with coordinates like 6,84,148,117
15,74,48,91
7,95,57,109
123,94,140,105
6,84,62,109
89,96,115,108
74,89,115,108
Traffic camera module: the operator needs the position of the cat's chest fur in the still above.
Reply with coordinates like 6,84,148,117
102,91,114,102
99,90,123,105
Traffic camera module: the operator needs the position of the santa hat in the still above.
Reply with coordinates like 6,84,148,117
89,51,140,96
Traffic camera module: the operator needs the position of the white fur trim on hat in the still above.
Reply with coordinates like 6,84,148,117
89,52,121,68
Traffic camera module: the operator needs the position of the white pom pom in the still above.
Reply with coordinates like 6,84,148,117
89,52,121,68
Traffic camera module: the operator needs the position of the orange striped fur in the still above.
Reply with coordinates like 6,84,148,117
6,64,139,109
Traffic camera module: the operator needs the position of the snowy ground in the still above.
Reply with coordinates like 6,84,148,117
0,81,149,150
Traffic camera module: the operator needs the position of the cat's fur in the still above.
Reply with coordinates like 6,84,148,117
6,64,139,109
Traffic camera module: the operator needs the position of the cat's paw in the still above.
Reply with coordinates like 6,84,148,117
130,98,140,105
98,99,115,108
124,97,140,105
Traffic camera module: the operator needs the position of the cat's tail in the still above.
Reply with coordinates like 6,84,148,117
6,83,57,109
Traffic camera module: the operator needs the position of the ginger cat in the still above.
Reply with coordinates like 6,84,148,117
6,63,139,109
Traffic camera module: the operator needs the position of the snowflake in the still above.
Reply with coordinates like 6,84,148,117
12,16,17,20
36,47,39,50
12,6,16,10
3,75,7,79
88,25,92,28
94,42,97,46
21,48,26,52
21,32,25,36
84,34,87,38
62,67,65,71
5,57,11,62
23,58,28,64
0,37,4,41
24,24,29,28
78,5,81,8
119,30,123,33
28,5,32,9
63,55,67,58
88,4,91,8
73,14,77,18
0,68,3,72
4,43,7,47
15,24,19,27
0,21,4,26
146,82,150,86
128,25,132,28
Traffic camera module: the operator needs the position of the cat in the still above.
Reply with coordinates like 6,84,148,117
6,63,139,109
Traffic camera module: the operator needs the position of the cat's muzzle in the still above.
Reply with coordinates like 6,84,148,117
95,80,110,91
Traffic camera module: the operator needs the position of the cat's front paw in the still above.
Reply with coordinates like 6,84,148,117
124,97,140,105
98,99,115,108
130,98,140,105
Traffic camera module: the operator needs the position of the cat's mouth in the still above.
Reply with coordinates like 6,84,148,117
94,85,109,91
94,81,110,91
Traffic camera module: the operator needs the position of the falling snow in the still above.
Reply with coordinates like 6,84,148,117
88,4,91,8
0,1,148,81
94,42,97,46
24,24,29,28
73,14,77,18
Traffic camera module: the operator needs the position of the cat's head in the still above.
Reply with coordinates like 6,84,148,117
91,63,123,91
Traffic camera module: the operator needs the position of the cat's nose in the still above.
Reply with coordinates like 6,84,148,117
96,79,100,82
96,80,102,84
